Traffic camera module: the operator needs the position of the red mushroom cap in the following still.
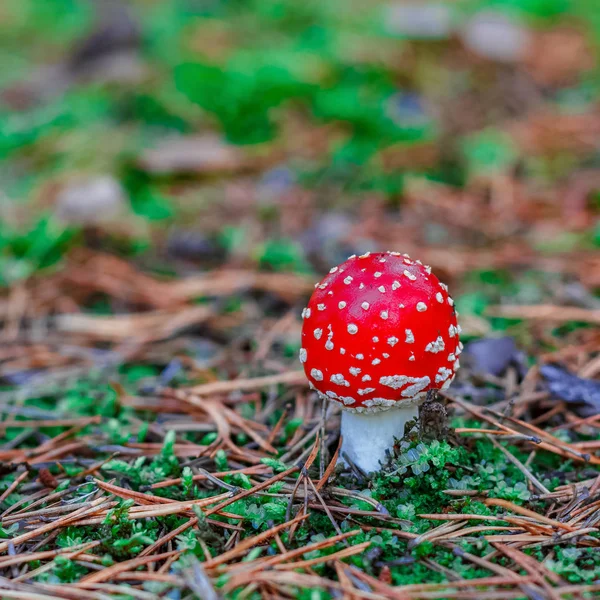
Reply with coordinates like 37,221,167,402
300,251,461,412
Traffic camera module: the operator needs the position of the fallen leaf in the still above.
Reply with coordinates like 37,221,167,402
540,364,600,417
138,135,249,175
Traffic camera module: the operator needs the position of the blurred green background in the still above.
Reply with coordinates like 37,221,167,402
1,0,599,301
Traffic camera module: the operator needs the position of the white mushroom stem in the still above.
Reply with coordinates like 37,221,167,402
339,404,419,474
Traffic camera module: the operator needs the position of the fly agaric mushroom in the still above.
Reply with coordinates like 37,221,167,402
299,251,461,473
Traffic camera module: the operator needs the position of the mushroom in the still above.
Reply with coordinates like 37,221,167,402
299,251,461,473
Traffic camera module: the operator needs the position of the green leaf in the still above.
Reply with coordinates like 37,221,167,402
257,239,312,273
162,430,176,458
462,129,518,177
215,449,228,471
261,457,289,473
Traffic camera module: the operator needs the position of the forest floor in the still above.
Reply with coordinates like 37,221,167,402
1,1,600,598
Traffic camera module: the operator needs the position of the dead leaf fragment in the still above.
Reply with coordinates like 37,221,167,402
139,135,249,175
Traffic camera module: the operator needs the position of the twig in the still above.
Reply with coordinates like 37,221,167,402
485,435,551,495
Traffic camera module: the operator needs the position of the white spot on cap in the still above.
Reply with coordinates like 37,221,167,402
359,283,365,290
425,265,432,274
311,369,323,381
362,375,371,382
454,359,460,370
383,353,389,358
379,258,386,263
435,367,452,383
348,254,356,259
319,283,328,289
402,378,431,397
344,276,353,285
299,348,307,363
331,374,350,387
440,283,449,292
340,348,346,355
361,398,396,410
314,329,323,340
325,340,334,351
361,302,370,310
374,272,382,278
372,336,379,343
302,308,311,318
380,311,389,320
448,353,456,362
399,303,405,309
379,375,408,389
405,329,415,344
372,358,381,365
356,353,364,360
387,336,399,347
392,281,401,290
449,325,457,338
358,388,376,395
448,297,454,306
326,326,334,343
378,286,386,293
359,252,371,258
403,270,416,281
349,367,361,376
317,303,326,311
436,292,444,303
329,266,338,274
379,375,430,397
347,324,358,334
409,354,415,361
416,302,427,312
339,301,346,309
425,336,445,354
